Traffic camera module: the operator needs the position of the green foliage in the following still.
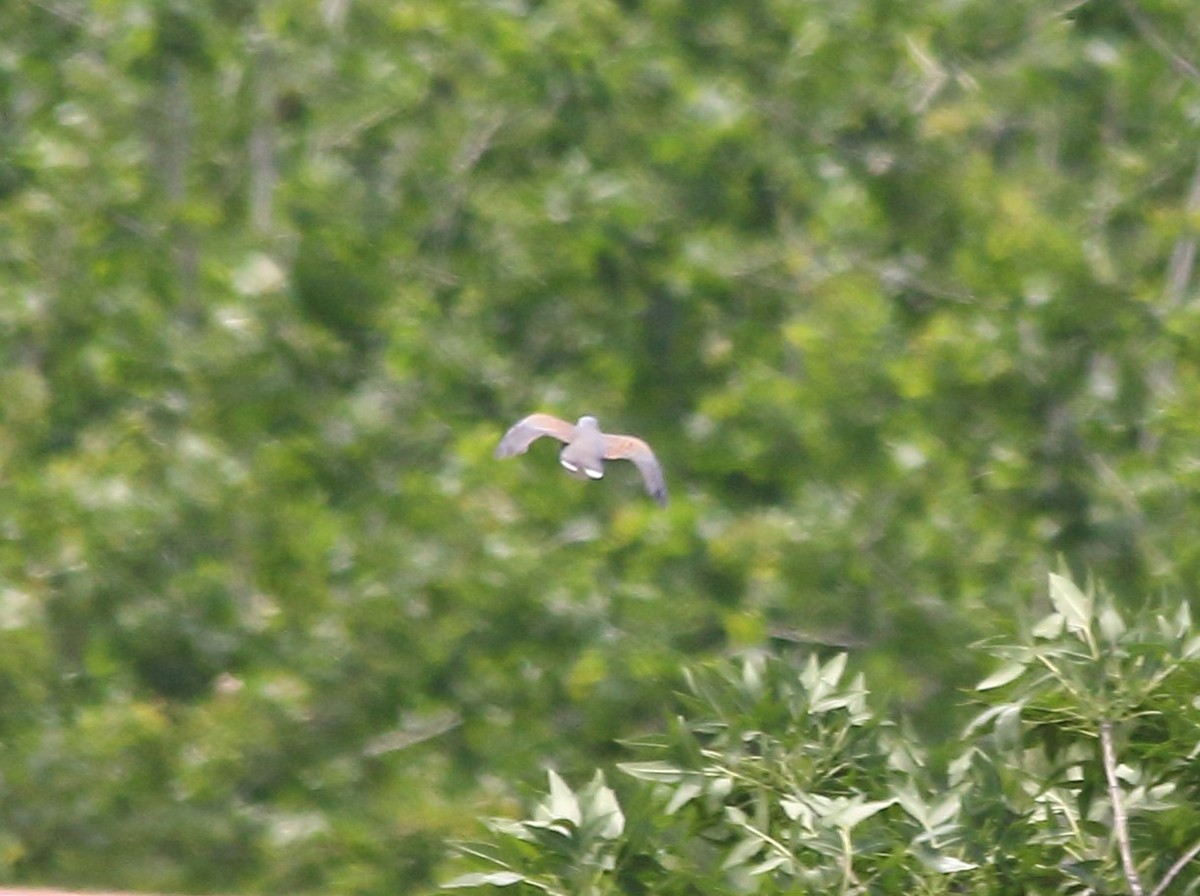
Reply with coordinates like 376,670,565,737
2,0,1200,891
976,572,1200,727
445,572,1200,894
446,770,628,895
960,573,1200,895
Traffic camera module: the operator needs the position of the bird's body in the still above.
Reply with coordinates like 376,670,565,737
495,413,668,505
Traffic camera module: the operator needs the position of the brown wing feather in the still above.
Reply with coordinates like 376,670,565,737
602,434,668,506
495,413,577,458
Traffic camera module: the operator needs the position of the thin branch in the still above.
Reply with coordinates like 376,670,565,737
26,0,87,26
1100,720,1144,896
1115,1,1200,307
1086,452,1171,571
1150,838,1200,896
247,32,279,235
1164,152,1200,307
1117,0,1200,84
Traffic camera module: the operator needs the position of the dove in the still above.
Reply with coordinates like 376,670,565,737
495,413,667,506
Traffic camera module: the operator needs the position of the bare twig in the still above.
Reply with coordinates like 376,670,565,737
1150,838,1200,896
1100,720,1144,896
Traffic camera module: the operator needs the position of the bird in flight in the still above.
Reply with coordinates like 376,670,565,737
495,413,668,506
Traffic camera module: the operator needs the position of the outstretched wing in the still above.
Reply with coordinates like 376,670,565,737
495,413,577,458
602,434,668,506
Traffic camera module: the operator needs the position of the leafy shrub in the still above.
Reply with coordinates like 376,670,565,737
444,572,1200,895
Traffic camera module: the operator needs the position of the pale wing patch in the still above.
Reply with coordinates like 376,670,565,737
495,413,577,458
602,434,668,506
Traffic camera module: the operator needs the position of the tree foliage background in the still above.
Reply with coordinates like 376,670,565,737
2,0,1200,892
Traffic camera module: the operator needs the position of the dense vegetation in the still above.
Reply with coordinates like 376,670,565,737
2,0,1199,892
446,576,1200,894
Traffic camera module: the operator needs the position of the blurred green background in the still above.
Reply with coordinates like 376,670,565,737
2,0,1200,891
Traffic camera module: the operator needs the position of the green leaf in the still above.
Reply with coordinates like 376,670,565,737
993,702,1023,750
923,854,977,873
1097,605,1125,643
892,783,929,828
1048,573,1092,635
780,797,809,822
976,661,1026,691
749,854,793,876
664,779,703,814
1032,613,1065,639
827,797,896,830
1183,635,1200,660
617,761,683,783
442,870,526,888
1175,601,1193,639
583,773,624,839
543,770,581,827
722,835,764,869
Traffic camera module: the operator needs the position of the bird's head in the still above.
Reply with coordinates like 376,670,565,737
576,415,600,429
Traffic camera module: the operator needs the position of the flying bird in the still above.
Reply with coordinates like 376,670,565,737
495,413,668,506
